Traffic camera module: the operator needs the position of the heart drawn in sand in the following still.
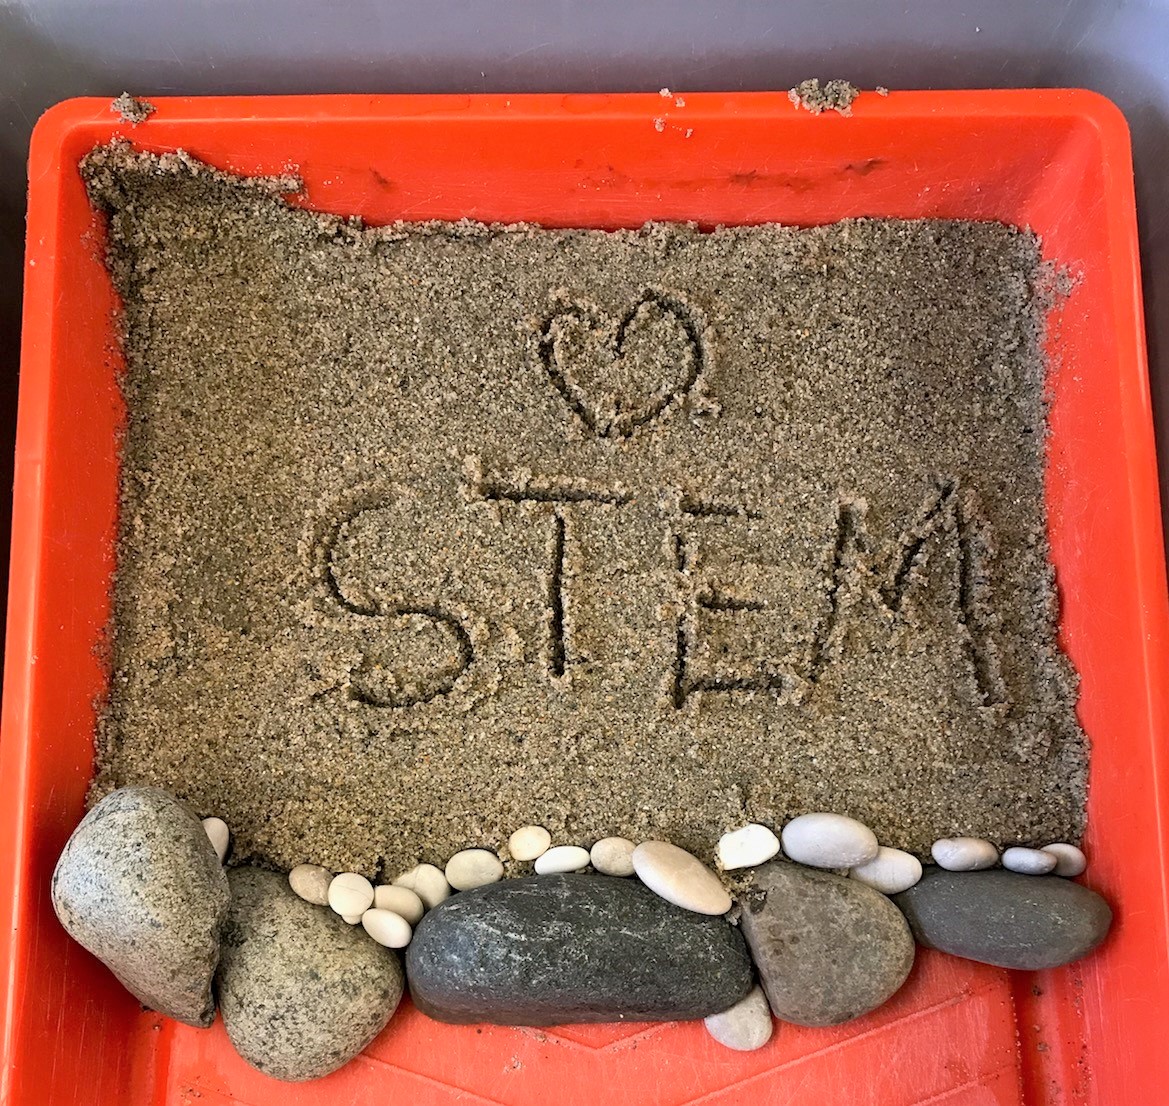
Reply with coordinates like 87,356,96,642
538,289,706,438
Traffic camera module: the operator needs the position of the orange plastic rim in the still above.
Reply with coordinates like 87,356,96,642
2,91,1167,1106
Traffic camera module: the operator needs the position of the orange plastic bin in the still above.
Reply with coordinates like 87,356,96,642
3,91,1168,1106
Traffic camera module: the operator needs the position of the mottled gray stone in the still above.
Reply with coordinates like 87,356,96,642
894,867,1112,970
740,862,915,1027
217,867,404,1081
406,874,753,1025
51,786,229,1027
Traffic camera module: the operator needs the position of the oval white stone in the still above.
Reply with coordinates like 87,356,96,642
631,840,732,915
780,813,879,869
703,985,774,1051
1002,846,1058,875
849,846,923,894
341,912,363,925
1041,842,1087,878
508,825,552,862
393,863,452,910
590,836,637,877
328,872,374,918
931,837,999,872
361,908,412,948
201,817,230,864
534,845,591,874
288,863,332,906
445,848,505,890
373,883,425,924
717,824,781,871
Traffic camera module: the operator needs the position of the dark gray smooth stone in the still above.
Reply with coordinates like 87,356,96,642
406,874,753,1025
893,867,1112,970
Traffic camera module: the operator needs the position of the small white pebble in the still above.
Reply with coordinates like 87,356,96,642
534,845,591,874
288,863,332,906
362,908,412,948
201,817,230,864
632,841,731,915
591,836,637,877
374,884,425,924
1041,842,1087,878
717,824,781,871
341,912,363,925
781,813,879,869
704,985,773,1051
393,863,451,909
653,117,665,132
932,837,998,871
659,87,671,98
508,825,552,862
328,872,374,918
849,846,923,894
446,848,505,890
1002,846,1058,875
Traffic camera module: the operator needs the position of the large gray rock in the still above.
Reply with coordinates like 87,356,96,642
51,786,229,1027
894,867,1112,970
406,874,753,1025
217,867,404,1082
739,862,915,1027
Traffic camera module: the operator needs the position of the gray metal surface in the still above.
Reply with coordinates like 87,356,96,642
1,0,1166,599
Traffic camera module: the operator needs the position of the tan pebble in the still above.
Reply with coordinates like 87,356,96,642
1041,842,1087,878
590,837,636,877
704,985,774,1051
201,817,230,864
393,863,451,909
508,825,552,862
362,908,412,948
374,884,424,924
288,863,332,906
849,847,923,895
328,872,374,918
632,841,731,915
534,845,590,874
445,849,505,890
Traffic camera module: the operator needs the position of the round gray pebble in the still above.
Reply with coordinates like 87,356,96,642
1002,847,1058,875
218,867,404,1081
590,837,636,877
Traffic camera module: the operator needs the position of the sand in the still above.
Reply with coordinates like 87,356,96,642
85,144,1087,878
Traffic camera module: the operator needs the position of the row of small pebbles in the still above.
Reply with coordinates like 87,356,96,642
932,836,1087,877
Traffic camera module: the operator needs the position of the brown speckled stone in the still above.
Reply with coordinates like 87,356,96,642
740,862,915,1027
217,867,403,1082
51,786,229,1027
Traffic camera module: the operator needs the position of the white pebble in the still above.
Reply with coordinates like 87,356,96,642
445,849,505,890
703,985,774,1051
202,817,230,863
931,837,998,871
393,863,451,909
341,912,363,925
534,845,591,874
1002,846,1058,875
781,813,879,869
328,872,374,918
1041,842,1087,878
361,908,412,948
590,836,637,877
288,863,332,906
373,883,425,924
508,825,552,862
717,824,781,871
849,846,923,894
632,841,732,915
